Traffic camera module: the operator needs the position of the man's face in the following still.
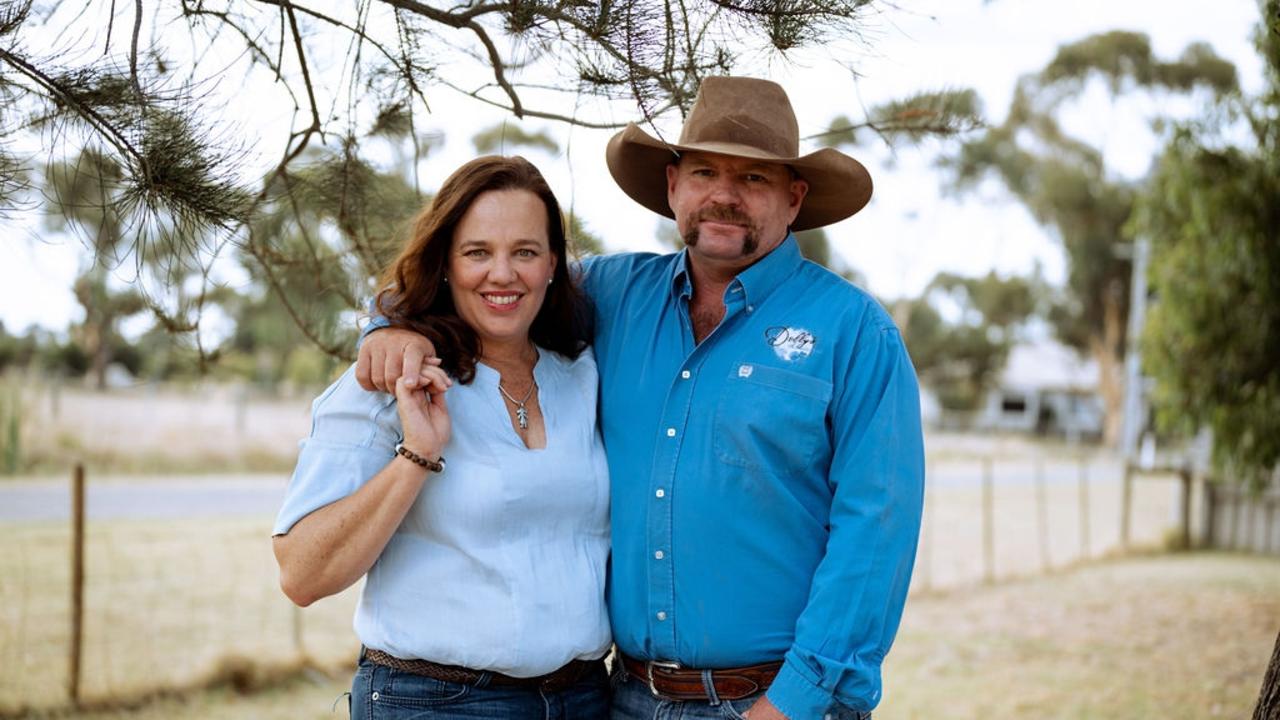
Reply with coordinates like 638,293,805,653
665,151,808,273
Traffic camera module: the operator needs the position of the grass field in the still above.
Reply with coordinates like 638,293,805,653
1,381,1267,718
32,553,1279,720
0,457,1201,716
0,518,359,717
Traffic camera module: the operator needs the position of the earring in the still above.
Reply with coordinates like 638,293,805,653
443,277,449,284
547,277,553,286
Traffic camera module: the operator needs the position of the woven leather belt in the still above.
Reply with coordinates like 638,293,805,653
363,648,600,692
621,654,782,701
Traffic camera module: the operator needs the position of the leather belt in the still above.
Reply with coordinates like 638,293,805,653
363,648,600,692
620,654,782,701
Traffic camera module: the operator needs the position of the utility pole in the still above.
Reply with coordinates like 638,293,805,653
1119,235,1151,464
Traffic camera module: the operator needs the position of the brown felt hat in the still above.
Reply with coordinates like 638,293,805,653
606,76,873,232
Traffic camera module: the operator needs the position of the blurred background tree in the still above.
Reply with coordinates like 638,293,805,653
892,270,1043,411
944,31,1239,445
1129,0,1279,489
43,151,148,389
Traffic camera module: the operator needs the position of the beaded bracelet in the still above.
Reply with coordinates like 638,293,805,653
394,443,446,473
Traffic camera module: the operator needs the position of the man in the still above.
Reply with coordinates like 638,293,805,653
358,76,924,720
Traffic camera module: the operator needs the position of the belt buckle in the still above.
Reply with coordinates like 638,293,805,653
646,660,681,698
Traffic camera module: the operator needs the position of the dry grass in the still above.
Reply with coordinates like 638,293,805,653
0,518,358,717
880,553,1280,719
26,553,1278,720
0,383,1265,718
0,453,1200,715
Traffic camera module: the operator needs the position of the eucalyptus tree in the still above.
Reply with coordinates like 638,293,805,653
944,31,1239,444
894,270,1041,411
1130,0,1279,490
43,151,149,389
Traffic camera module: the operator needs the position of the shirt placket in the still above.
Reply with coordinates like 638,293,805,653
645,282,746,659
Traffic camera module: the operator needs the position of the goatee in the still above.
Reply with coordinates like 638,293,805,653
682,205,759,256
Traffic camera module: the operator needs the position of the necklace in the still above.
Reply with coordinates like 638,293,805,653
497,378,536,430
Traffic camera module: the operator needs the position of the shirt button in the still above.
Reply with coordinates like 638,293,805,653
747,304,754,313
654,550,664,560
371,692,380,701
666,428,676,437
681,370,691,379
655,488,666,498
656,611,667,621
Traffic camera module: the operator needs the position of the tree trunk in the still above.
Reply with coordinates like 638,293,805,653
1254,629,1280,719
1091,286,1126,447
83,319,111,392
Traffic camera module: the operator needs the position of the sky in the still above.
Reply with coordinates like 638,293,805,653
0,0,1267,337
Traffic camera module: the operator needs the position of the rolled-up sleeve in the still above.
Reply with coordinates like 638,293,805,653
272,366,401,536
767,323,925,718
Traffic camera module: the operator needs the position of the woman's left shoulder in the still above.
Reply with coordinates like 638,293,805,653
540,346,599,384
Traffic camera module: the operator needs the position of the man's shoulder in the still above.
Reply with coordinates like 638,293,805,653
791,260,898,336
579,249,678,277
577,251,680,304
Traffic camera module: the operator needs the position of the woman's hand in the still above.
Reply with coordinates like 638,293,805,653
394,365,452,462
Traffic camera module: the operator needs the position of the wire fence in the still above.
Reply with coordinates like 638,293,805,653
0,449,1197,716
0,491,359,717
913,453,1194,592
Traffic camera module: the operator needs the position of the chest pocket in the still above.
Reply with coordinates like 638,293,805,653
713,363,833,476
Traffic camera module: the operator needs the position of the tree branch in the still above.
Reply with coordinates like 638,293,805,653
0,48,145,165
130,0,143,95
438,78,632,129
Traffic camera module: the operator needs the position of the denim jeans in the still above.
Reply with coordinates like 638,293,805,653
609,665,870,720
349,655,609,720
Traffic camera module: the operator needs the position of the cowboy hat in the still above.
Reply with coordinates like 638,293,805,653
605,76,873,232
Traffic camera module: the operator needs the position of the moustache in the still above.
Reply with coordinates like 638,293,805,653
695,205,754,227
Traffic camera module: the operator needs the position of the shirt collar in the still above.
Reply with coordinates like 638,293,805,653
668,233,804,305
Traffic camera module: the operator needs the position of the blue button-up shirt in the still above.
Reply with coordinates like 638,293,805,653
579,236,924,717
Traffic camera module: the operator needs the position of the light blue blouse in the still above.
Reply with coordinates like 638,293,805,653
273,347,612,677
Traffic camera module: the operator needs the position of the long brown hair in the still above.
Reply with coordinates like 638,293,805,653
375,156,587,383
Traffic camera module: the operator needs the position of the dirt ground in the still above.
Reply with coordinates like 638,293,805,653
30,552,1279,720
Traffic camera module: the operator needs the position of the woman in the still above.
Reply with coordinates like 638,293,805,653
272,156,611,719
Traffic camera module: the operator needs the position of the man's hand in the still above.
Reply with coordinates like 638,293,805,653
356,328,438,393
742,696,788,720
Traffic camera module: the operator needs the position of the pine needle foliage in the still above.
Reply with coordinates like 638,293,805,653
1,0,978,364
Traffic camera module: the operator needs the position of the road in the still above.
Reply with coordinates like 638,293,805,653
0,475,289,521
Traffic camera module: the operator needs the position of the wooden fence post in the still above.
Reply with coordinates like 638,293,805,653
70,463,85,706
1035,456,1050,572
1120,463,1134,550
293,605,305,659
1204,481,1218,549
1267,500,1276,555
982,457,994,584
1231,489,1243,551
1078,454,1091,559
1245,490,1258,553
920,459,934,592
1179,468,1193,551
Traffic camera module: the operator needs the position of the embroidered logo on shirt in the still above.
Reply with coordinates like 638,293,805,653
765,326,816,362
738,364,754,378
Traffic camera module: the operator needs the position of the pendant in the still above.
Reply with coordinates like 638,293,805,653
515,405,529,430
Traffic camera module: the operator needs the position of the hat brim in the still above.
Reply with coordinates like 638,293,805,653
605,124,873,232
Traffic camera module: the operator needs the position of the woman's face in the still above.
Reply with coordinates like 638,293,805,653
447,189,557,352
